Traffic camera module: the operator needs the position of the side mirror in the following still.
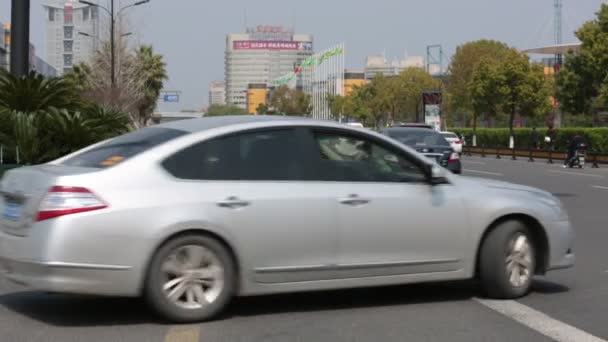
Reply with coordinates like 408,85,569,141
426,164,450,186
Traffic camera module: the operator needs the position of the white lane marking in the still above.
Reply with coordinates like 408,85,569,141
475,298,607,342
462,161,487,165
547,170,604,178
463,169,504,176
592,186,608,190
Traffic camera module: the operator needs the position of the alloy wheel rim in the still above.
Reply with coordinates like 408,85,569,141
161,245,224,310
505,234,533,288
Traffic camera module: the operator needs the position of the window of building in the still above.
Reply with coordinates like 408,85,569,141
163,129,306,181
63,40,73,53
63,54,73,67
48,8,56,21
83,7,90,21
310,131,426,183
64,26,73,39
91,7,98,19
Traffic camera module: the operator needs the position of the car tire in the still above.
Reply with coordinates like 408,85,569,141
479,220,536,299
144,234,236,323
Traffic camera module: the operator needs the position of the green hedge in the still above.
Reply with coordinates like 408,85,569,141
450,128,608,153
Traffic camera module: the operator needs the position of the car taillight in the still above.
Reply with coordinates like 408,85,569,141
455,140,462,144
36,186,108,222
448,152,460,163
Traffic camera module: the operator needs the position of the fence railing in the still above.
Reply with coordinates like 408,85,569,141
463,146,607,167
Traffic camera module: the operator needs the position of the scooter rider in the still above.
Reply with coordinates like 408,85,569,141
563,134,586,168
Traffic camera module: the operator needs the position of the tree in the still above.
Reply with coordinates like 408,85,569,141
268,85,311,115
206,104,248,116
471,54,552,139
447,40,513,120
135,45,168,126
556,4,608,122
0,69,81,112
396,68,442,122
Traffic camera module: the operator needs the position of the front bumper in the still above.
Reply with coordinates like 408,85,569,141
543,220,575,271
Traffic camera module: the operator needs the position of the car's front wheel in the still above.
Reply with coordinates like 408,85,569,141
479,220,536,299
144,234,236,323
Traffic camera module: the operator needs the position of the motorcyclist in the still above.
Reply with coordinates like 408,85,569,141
563,134,586,168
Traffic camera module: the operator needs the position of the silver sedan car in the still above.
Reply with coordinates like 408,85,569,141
0,116,574,322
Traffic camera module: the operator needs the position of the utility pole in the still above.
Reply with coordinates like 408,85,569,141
9,0,30,76
554,0,563,66
110,0,115,88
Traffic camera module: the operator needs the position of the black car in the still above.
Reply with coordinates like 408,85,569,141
380,127,462,174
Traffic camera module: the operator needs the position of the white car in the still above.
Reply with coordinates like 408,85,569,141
441,131,463,153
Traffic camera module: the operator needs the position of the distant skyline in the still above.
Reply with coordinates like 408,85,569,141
1,0,605,110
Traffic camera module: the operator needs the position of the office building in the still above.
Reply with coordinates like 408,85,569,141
0,23,8,71
43,0,101,75
1,23,57,77
343,70,367,96
209,80,226,106
364,55,425,79
225,25,313,108
247,83,267,114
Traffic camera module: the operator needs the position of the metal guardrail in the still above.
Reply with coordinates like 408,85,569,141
463,147,606,168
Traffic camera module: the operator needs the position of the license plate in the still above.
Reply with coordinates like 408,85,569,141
3,202,23,221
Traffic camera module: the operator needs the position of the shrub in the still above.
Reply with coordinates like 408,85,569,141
451,128,608,153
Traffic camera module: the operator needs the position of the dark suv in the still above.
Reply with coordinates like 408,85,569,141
380,127,462,174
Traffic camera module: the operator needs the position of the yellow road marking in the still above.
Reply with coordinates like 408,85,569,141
163,326,200,342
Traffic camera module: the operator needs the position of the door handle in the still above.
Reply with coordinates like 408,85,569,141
217,197,250,209
338,194,370,206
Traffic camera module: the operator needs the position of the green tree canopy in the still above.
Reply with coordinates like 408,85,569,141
447,40,513,116
268,85,311,115
556,4,608,118
206,104,248,116
471,53,552,137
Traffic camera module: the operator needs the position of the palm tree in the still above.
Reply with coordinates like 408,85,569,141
0,69,81,113
135,45,168,126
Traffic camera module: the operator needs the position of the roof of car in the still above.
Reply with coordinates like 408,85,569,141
383,127,439,133
157,115,315,133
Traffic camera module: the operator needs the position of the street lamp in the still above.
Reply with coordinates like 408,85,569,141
78,0,150,88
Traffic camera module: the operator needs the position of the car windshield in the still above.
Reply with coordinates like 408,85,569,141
387,130,450,147
61,128,187,168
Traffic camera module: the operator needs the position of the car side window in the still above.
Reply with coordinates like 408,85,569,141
162,129,304,181
311,132,427,183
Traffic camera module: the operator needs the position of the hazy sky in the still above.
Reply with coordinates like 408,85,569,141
1,0,606,111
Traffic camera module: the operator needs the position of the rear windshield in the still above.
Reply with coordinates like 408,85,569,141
386,130,450,147
441,133,459,139
61,127,187,168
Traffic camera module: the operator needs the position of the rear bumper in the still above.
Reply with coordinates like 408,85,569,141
0,256,136,296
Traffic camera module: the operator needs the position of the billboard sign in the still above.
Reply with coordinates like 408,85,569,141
423,91,442,131
233,41,312,51
163,95,180,103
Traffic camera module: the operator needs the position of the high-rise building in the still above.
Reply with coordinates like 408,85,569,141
43,0,101,75
364,55,425,79
225,25,313,108
208,80,226,106
0,23,57,77
0,23,8,71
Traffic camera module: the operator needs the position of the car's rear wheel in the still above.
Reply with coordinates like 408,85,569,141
144,234,236,322
479,220,536,299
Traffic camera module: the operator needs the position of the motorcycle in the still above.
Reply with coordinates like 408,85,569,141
567,143,587,168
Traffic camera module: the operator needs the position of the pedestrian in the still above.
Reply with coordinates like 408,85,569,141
545,126,557,151
531,127,540,150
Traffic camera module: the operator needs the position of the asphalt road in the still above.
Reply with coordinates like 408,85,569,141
1,156,607,342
